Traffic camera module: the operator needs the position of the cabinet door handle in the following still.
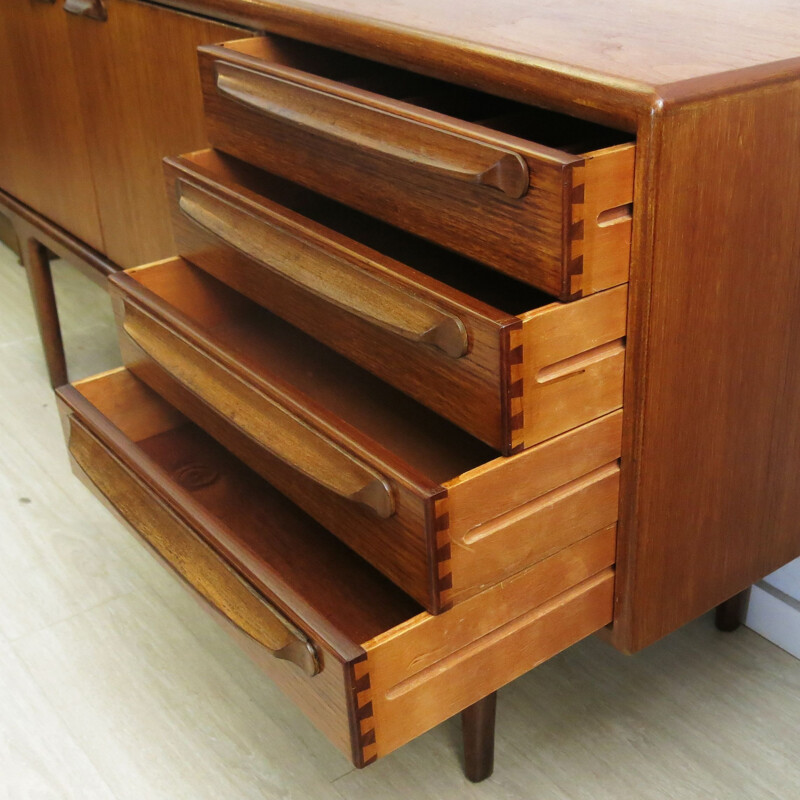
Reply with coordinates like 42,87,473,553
214,61,530,199
122,300,396,519
67,415,321,678
177,180,469,359
64,0,107,21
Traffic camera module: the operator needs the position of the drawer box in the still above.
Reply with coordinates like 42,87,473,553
198,36,635,300
165,149,627,454
109,258,622,612
56,368,615,765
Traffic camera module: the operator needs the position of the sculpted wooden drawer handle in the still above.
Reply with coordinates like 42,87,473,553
64,0,107,20
67,416,321,677
214,61,530,199
177,181,469,359
122,302,396,519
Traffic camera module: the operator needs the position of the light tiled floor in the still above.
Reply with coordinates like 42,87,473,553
1,243,799,799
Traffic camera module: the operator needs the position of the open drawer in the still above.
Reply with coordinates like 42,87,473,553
198,36,635,300
165,149,627,454
56,368,615,766
108,257,621,613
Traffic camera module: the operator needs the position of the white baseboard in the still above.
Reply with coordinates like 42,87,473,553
762,558,800,601
745,582,800,660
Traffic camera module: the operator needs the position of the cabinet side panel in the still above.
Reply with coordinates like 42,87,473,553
615,78,800,651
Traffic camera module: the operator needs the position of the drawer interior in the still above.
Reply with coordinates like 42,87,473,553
123,258,499,484
200,36,634,299
70,368,422,647
178,149,554,317
223,37,631,157
62,368,615,765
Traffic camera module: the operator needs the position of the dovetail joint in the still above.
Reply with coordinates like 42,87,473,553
508,326,525,453
353,657,377,766
569,164,586,298
434,498,453,611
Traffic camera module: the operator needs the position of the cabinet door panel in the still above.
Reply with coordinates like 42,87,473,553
65,0,244,267
0,1,105,250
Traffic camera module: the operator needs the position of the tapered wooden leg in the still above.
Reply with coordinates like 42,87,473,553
461,692,497,782
22,238,67,387
715,588,751,632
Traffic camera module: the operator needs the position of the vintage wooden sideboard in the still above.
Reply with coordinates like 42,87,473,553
2,0,800,784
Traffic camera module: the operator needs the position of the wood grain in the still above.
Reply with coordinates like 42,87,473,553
110,258,623,612
8,192,800,797
199,36,634,298
363,569,615,758
519,285,627,447
156,0,800,94
445,410,621,531
570,144,635,297
449,465,619,601
63,0,243,267
67,416,322,677
110,263,447,610
0,0,104,249
59,375,421,646
53,362,618,767
614,73,800,651
122,300,397,520
445,412,622,602
70,366,186,443
361,526,615,685
165,150,624,452
164,152,516,451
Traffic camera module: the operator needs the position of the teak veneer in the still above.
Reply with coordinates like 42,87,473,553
108,258,622,613
198,37,635,300
11,0,800,784
164,149,627,454
56,368,615,766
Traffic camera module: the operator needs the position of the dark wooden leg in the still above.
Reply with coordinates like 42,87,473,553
461,692,497,782
22,238,68,387
715,588,751,632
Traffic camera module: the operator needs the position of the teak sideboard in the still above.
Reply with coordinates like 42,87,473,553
3,0,800,784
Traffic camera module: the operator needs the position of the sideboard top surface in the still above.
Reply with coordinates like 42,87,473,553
163,0,800,110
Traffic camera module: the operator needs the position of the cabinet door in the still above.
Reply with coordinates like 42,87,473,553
65,0,244,267
0,1,105,250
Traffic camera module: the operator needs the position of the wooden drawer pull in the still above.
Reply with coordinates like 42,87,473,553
64,0,107,21
67,416,321,677
122,302,396,518
213,61,529,199
177,181,469,358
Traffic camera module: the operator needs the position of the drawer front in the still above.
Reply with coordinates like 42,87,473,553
59,385,356,760
112,280,440,610
164,152,627,455
57,368,616,768
164,153,517,452
198,37,635,299
109,259,623,613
